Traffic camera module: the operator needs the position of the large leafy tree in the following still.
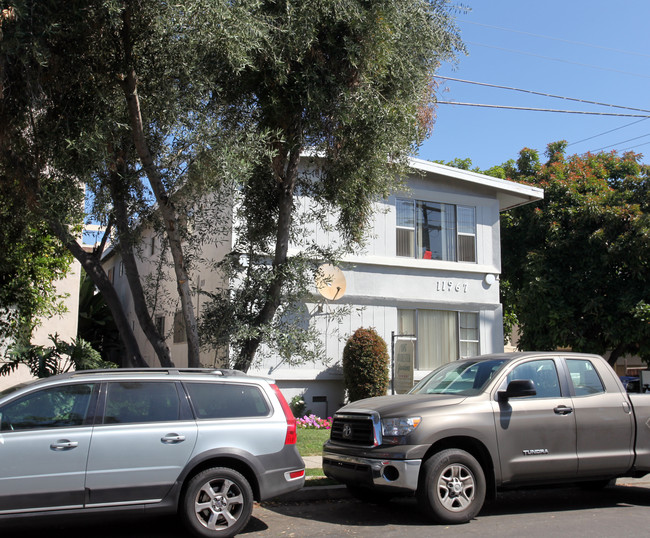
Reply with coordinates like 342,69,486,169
501,142,650,366
3,1,464,372
1,0,261,367
1,7,70,349
201,0,465,371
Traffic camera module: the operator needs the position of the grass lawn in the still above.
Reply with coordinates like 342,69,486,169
296,428,339,485
296,427,330,456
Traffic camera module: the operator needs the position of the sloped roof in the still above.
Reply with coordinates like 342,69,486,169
409,157,544,211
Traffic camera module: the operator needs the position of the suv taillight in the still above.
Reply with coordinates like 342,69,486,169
271,384,297,445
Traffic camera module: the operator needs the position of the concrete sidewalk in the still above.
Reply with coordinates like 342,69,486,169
303,455,323,469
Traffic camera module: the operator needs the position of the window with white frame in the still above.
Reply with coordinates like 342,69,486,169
398,309,480,370
396,199,476,263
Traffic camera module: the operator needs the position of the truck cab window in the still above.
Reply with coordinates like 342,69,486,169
505,359,561,398
566,359,605,396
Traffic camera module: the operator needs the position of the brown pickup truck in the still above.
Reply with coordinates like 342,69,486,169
323,352,650,524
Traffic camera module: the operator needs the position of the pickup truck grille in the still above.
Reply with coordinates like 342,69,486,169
330,414,376,446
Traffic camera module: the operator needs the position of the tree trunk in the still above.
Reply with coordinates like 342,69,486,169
49,221,148,368
110,170,174,367
607,344,626,367
234,143,301,371
119,8,201,367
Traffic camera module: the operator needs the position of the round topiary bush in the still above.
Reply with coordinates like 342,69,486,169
342,327,389,402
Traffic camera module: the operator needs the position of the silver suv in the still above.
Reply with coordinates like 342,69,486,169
0,368,305,537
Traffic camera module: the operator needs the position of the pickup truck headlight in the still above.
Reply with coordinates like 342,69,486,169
381,417,422,438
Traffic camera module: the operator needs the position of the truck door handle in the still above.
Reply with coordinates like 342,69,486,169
554,405,573,415
161,433,186,444
50,440,79,451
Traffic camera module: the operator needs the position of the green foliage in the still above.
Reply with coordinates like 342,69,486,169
77,275,125,365
0,333,117,378
436,157,507,179
201,0,465,370
342,327,389,402
501,143,650,365
1,0,265,366
0,177,73,348
289,392,308,417
3,1,464,371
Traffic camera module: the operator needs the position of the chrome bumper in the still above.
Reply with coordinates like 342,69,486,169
322,451,421,492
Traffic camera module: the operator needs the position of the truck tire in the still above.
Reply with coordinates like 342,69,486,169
417,449,486,524
182,467,254,537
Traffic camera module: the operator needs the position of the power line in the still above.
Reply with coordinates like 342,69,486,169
435,76,650,114
462,21,650,59
467,41,650,80
620,141,650,151
436,101,650,118
568,118,650,147
590,133,650,152
588,140,650,155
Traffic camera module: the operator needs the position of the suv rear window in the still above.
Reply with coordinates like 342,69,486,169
185,382,270,419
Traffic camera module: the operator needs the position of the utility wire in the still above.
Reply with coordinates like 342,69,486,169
568,118,649,147
621,141,650,151
467,41,650,80
590,133,650,152
436,101,650,118
588,140,650,154
435,76,650,114
462,21,650,59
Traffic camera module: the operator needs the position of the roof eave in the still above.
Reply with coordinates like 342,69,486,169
408,157,544,211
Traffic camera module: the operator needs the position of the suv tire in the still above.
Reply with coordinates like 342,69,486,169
417,449,485,524
182,467,254,537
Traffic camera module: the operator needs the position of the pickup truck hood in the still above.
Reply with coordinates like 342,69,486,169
336,393,467,417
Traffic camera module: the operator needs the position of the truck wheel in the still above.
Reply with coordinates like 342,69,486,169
417,449,486,524
182,467,253,538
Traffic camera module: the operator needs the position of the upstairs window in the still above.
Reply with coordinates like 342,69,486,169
396,199,476,263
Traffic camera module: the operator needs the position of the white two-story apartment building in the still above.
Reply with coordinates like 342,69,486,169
103,158,543,415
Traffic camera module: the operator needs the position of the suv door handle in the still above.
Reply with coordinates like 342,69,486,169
50,440,79,451
161,433,186,444
554,405,573,415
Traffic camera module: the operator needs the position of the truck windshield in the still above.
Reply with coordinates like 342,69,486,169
410,359,507,396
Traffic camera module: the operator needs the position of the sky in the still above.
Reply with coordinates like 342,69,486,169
419,0,650,171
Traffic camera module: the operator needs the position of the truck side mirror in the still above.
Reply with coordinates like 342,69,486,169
498,379,537,401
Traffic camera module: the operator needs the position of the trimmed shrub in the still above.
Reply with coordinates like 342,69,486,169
342,327,389,402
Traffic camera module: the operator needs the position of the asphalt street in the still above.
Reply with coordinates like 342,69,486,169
4,479,650,538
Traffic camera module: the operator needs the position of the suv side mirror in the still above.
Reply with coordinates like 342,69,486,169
498,379,537,401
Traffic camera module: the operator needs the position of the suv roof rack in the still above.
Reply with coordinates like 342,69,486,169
66,368,247,378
